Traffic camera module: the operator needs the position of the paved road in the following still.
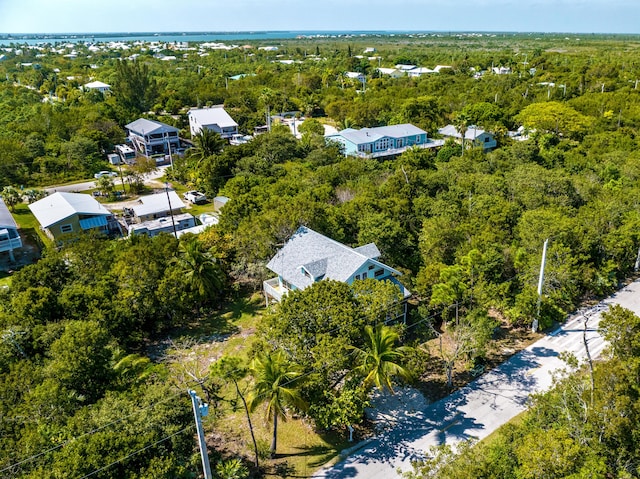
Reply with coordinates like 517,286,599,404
43,166,169,194
313,280,640,479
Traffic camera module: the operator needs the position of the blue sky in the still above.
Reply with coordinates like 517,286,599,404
0,0,639,34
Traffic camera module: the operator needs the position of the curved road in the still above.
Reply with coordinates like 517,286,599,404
313,280,640,478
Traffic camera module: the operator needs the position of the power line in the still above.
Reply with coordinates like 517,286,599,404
0,279,506,475
0,387,185,474
76,425,193,479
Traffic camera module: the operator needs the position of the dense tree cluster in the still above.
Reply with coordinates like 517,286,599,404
0,233,225,477
2,33,640,475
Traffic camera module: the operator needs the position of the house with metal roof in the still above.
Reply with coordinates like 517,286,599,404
125,118,180,157
187,106,239,139
82,80,111,93
263,226,410,320
0,198,22,261
376,67,404,78
325,123,443,159
130,190,185,223
28,192,119,242
437,124,497,151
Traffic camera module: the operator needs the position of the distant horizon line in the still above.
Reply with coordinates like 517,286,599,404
1,29,639,37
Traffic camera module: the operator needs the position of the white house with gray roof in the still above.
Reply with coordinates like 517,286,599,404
438,124,497,151
325,123,443,159
264,226,410,320
187,106,238,139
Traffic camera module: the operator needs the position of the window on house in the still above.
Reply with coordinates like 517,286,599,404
416,135,421,143
484,137,490,142
362,272,367,279
374,269,385,277
368,265,375,270
354,274,360,280
60,224,73,233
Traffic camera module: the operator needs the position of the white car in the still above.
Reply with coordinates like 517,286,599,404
94,170,118,179
183,191,207,204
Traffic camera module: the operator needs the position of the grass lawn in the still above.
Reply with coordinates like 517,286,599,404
212,405,351,478
12,202,51,248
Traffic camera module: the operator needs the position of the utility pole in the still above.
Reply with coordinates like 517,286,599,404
534,238,549,333
189,390,213,479
165,183,178,238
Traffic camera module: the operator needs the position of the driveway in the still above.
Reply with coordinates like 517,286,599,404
313,280,640,478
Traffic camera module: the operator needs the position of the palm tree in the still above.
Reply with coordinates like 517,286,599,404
454,111,472,154
248,351,306,458
191,128,226,160
350,324,413,394
173,239,225,306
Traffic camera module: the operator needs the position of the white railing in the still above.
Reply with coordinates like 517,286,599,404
263,277,288,302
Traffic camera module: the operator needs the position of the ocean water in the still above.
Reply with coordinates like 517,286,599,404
0,30,411,46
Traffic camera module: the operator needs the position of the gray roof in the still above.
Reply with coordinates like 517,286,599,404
331,124,426,146
353,243,381,259
188,106,238,129
28,192,110,228
125,118,179,136
0,198,18,230
266,226,400,290
132,191,185,217
438,124,490,140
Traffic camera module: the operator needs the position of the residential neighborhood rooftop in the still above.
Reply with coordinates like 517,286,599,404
336,123,427,145
0,198,18,230
438,124,489,140
187,106,238,129
125,118,179,136
132,191,185,217
28,192,110,228
266,226,400,290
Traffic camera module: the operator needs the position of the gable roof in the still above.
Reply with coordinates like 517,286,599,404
132,191,185,217
188,106,238,129
84,80,110,89
438,124,491,140
125,118,179,136
29,192,110,228
266,226,400,290
331,124,426,146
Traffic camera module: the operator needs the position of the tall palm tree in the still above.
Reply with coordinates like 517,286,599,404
350,324,413,394
247,351,306,458
454,111,472,154
173,239,225,306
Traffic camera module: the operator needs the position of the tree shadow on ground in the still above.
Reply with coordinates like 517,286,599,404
277,444,341,467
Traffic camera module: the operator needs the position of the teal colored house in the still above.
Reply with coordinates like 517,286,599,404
325,123,442,159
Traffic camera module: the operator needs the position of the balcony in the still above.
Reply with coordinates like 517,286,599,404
263,277,289,303
0,236,22,253
354,140,445,159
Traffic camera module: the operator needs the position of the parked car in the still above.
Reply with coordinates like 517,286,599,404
183,191,207,204
94,170,118,179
